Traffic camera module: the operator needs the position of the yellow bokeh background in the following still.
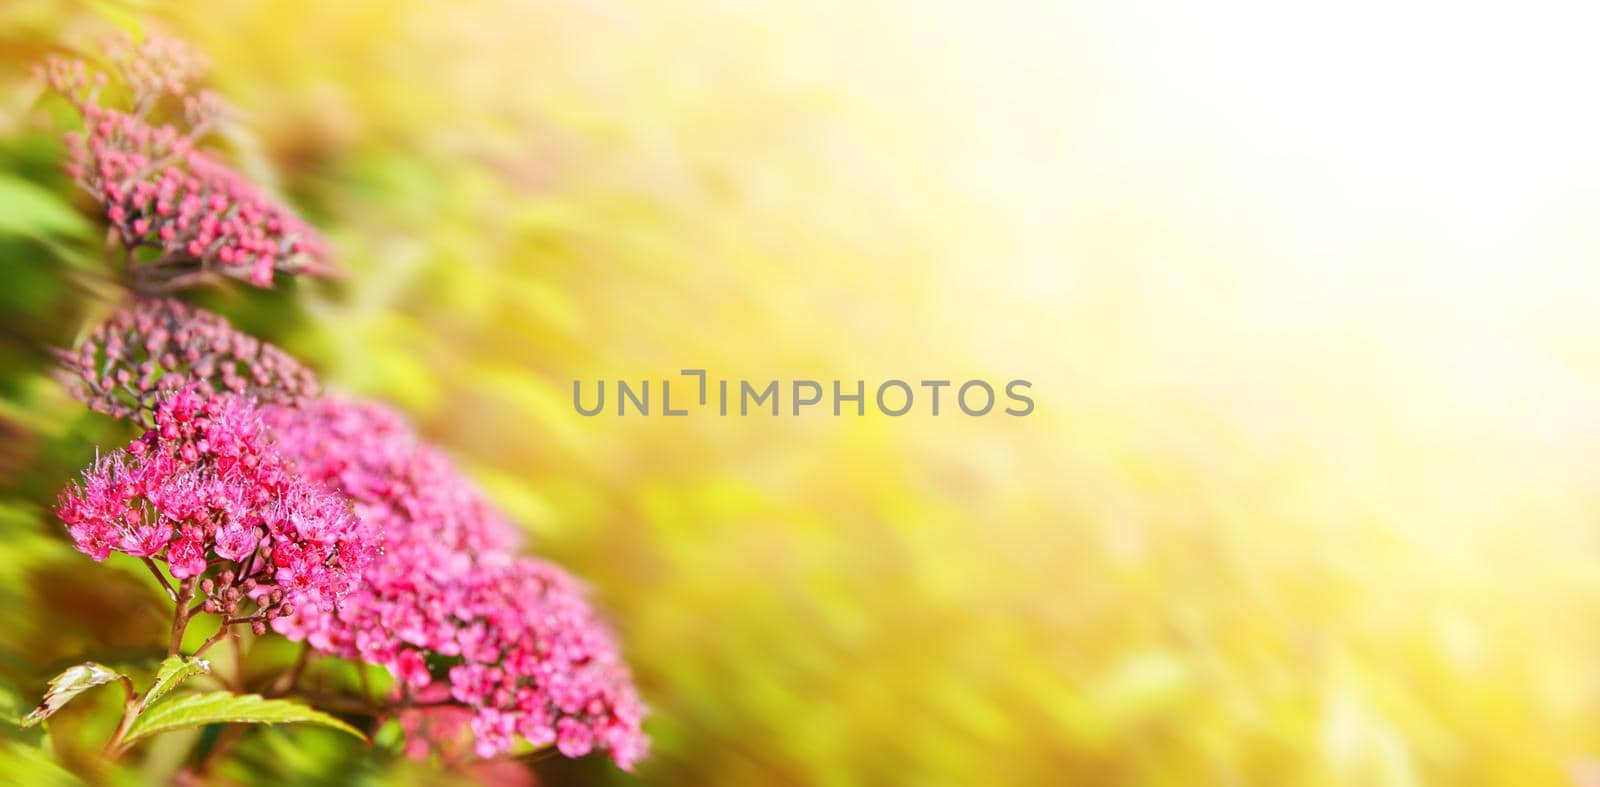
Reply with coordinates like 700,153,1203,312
4,0,1600,785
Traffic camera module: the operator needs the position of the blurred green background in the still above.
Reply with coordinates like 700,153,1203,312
4,0,1600,785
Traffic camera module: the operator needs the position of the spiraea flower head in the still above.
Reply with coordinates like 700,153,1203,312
261,397,519,655
56,297,318,421
263,398,647,769
103,33,208,105
446,557,649,769
55,389,379,624
40,35,330,290
40,35,643,771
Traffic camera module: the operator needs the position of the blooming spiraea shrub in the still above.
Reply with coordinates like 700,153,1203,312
59,388,375,595
22,33,647,775
266,399,648,767
55,297,320,420
39,37,331,290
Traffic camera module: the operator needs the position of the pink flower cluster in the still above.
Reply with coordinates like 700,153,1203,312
261,397,517,659
56,389,379,628
58,298,318,420
264,399,648,769
441,558,649,768
103,33,207,106
41,37,330,289
63,104,329,288
43,35,647,772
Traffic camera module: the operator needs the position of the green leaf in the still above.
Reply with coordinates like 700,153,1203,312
138,657,211,713
0,743,79,787
0,175,89,240
21,663,128,728
122,692,365,748
0,684,27,726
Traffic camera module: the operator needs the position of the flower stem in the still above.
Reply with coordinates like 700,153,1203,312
101,674,139,759
141,557,176,601
168,578,196,657
193,613,267,658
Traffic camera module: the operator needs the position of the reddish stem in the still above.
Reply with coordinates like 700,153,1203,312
168,578,197,657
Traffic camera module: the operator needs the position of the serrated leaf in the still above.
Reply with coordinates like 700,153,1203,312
21,663,127,727
138,657,210,713
0,175,89,239
122,692,365,748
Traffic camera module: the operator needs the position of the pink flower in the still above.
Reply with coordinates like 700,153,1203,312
274,547,331,600
555,717,595,759
65,519,116,562
103,34,207,104
166,532,206,579
396,686,476,762
264,398,647,769
394,648,432,689
55,298,318,421
120,522,174,558
472,708,518,759
40,39,332,292
42,35,642,773
213,523,257,561
54,389,378,626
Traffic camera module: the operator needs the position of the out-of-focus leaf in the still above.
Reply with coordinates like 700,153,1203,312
121,692,364,748
0,684,25,727
137,657,210,713
0,175,88,240
20,663,127,728
0,742,79,786
371,718,402,750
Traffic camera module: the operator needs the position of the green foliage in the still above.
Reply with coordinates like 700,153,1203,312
0,743,81,787
21,663,127,728
2,0,1599,785
137,658,209,713
0,174,87,240
121,693,364,749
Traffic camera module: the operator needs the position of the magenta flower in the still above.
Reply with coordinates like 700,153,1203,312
396,685,477,761
263,398,648,769
37,35,644,774
165,531,207,579
261,398,516,656
213,523,258,562
450,557,649,768
67,105,330,289
55,389,379,627
56,297,318,421
263,397,518,656
106,33,208,103
40,37,331,290
119,521,173,558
